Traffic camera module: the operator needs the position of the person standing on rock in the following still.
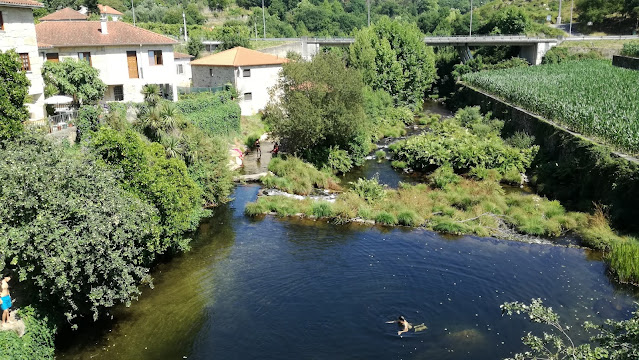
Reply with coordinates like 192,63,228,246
1,276,11,326
254,139,262,158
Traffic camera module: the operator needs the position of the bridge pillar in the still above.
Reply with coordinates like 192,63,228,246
455,46,473,63
519,42,557,65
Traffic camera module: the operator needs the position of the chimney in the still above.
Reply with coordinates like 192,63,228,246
100,15,108,35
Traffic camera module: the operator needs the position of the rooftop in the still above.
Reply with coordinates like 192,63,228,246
98,4,123,15
0,0,43,8
36,20,177,47
39,7,88,21
191,47,289,67
174,52,193,59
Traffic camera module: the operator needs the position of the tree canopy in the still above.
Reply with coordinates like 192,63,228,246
0,50,30,140
349,17,436,110
42,59,106,105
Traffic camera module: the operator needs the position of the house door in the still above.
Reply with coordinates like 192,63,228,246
127,51,139,78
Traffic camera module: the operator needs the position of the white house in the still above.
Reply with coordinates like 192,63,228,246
191,46,288,116
98,4,123,21
0,0,46,121
174,51,193,87
36,8,178,103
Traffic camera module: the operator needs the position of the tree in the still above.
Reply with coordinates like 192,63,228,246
214,20,251,50
0,133,161,325
208,0,231,11
187,37,204,58
264,52,367,167
577,0,624,24
502,299,639,359
0,50,29,140
42,59,106,105
349,17,436,110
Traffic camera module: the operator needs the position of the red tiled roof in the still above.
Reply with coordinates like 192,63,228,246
191,47,289,67
39,7,88,20
0,0,43,8
36,21,177,47
174,52,193,59
98,4,123,15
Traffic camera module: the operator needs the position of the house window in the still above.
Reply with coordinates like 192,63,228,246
210,68,214,77
0,12,4,31
78,52,91,66
46,53,59,62
243,68,251,77
244,92,252,101
19,53,31,71
114,85,124,101
148,50,163,66
176,64,183,74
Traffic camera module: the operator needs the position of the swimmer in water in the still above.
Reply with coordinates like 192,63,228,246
386,315,412,336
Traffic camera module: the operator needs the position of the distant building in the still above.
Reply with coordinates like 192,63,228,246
36,8,179,102
0,0,46,121
98,4,122,21
174,51,193,87
191,46,288,116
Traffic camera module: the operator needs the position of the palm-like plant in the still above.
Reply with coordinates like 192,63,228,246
161,134,184,159
142,84,161,107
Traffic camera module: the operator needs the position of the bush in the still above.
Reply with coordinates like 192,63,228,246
430,165,461,190
502,167,522,185
349,176,386,202
506,131,536,149
311,202,334,218
0,307,55,359
621,42,639,57
468,166,503,182
326,146,353,174
375,211,397,225
245,133,261,150
397,211,419,226
75,105,102,142
391,160,407,169
176,91,240,136
0,50,29,139
375,150,386,161
384,106,414,125
264,157,341,195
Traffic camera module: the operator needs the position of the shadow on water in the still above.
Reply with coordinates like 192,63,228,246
56,190,243,360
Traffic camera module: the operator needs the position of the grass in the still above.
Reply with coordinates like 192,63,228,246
262,157,341,195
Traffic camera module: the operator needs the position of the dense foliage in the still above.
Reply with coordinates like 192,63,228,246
0,50,29,139
42,59,106,105
503,298,639,360
621,42,639,57
0,133,160,323
0,307,55,359
176,91,241,137
463,60,639,154
264,52,368,170
89,127,205,252
541,46,603,64
391,107,538,175
262,157,341,195
577,0,639,25
75,105,103,143
349,17,436,110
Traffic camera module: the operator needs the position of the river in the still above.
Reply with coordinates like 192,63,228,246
57,183,639,359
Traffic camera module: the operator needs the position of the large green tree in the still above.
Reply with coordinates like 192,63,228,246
264,52,367,165
0,133,160,324
214,20,251,50
42,59,106,105
0,50,30,140
349,17,436,110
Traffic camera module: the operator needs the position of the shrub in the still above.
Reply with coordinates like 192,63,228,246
506,131,536,149
620,42,639,57
432,218,468,234
502,167,523,185
375,211,397,225
311,202,334,218
0,307,55,359
430,165,461,190
384,106,414,125
397,211,419,226
265,157,341,195
176,91,240,136
0,50,29,139
75,105,102,142
326,146,353,174
375,150,386,161
468,166,502,182
349,176,386,202
245,202,267,216
391,160,407,169
245,133,261,149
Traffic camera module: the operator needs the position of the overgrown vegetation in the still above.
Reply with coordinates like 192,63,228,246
621,41,639,57
175,91,241,137
262,157,341,195
463,60,639,154
42,58,106,105
0,50,29,140
0,307,55,360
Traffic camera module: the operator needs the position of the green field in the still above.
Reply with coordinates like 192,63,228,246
463,60,639,154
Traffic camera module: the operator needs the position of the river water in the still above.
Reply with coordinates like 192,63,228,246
58,102,639,359
58,184,639,360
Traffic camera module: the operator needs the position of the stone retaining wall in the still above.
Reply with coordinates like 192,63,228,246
612,55,639,70
455,83,639,232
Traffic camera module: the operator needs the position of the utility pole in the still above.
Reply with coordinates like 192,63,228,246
367,0,370,26
262,0,266,39
131,0,135,26
183,11,188,42
469,0,473,36
569,0,573,35
557,0,562,25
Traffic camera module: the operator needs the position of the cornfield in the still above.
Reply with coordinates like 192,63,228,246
463,60,639,154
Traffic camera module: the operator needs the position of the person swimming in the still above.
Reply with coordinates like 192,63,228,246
1,276,11,326
386,315,412,336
